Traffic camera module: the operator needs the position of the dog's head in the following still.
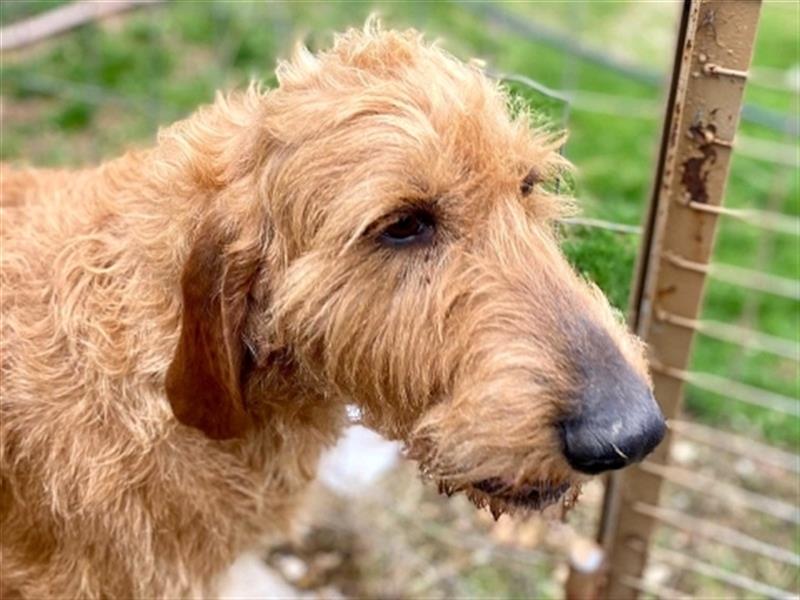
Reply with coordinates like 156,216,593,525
165,22,664,514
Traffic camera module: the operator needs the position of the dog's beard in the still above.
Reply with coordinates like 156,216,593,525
405,438,582,520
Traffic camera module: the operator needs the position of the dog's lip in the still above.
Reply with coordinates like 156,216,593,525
470,477,571,510
434,475,580,519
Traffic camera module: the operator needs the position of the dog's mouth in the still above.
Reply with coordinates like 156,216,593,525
406,438,581,519
473,477,572,508
437,477,579,520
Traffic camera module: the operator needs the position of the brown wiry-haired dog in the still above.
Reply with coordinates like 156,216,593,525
0,23,665,598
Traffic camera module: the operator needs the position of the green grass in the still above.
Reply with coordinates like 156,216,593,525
2,1,797,448
562,226,639,311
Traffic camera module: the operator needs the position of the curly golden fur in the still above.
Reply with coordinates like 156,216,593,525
1,23,654,598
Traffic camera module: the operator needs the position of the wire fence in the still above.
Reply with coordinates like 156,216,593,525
595,3,798,598
2,1,798,598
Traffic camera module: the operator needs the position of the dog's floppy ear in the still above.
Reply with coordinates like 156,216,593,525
165,220,262,440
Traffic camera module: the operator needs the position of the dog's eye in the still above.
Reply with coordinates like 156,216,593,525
379,211,436,247
520,169,540,197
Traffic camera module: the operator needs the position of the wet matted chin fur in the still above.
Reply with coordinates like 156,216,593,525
405,429,584,521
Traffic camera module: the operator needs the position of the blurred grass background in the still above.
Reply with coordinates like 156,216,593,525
3,0,796,450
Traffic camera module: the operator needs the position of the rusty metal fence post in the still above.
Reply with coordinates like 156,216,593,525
597,1,763,597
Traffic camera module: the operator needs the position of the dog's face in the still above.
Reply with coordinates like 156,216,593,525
166,25,665,515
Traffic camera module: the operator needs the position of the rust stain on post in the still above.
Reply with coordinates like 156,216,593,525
681,121,719,204
595,1,762,599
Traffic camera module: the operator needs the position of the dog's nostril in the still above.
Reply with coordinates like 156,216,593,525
559,388,666,475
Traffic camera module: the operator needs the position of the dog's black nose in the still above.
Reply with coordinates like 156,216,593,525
558,341,666,475
560,390,665,474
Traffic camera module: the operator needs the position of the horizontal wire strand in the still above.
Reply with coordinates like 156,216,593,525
631,542,798,600
651,361,799,417
634,502,800,567
669,419,800,474
684,201,800,236
559,217,642,234
654,308,798,360
638,461,800,524
662,251,800,300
